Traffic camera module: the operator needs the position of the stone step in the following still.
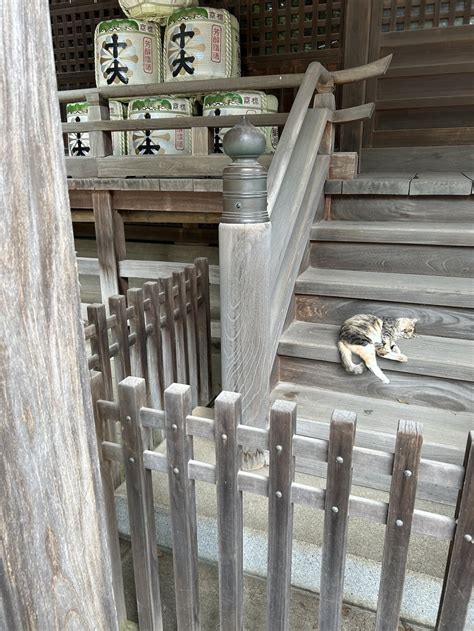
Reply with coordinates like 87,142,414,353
295,267,473,308
311,220,474,247
278,321,474,382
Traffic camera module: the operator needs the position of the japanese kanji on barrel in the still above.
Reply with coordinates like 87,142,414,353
163,7,241,82
127,97,194,155
203,91,278,154
67,100,128,156
95,19,162,87
118,0,196,22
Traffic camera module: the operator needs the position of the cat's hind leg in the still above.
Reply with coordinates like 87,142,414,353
376,344,408,363
354,345,390,384
337,340,365,375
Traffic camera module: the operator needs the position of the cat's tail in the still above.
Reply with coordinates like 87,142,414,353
337,340,365,375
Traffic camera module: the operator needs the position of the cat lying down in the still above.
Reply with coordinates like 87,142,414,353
338,314,417,385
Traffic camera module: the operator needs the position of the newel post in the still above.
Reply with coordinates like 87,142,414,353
220,117,271,470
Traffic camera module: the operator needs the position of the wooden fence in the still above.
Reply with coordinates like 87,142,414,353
93,374,474,631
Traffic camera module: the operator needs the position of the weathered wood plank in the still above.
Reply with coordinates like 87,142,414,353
87,304,114,401
160,276,178,388
319,410,356,630
92,191,122,304
361,146,474,173
266,400,297,631
215,392,243,631
173,271,190,387
341,174,412,195
375,420,423,631
127,288,148,385
119,377,162,631
328,153,358,180
195,258,213,405
184,266,199,406
143,282,165,410
109,294,132,384
410,172,473,196
436,432,474,630
164,384,200,630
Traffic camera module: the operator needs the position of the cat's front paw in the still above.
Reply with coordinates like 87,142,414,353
382,377,390,384
398,354,408,362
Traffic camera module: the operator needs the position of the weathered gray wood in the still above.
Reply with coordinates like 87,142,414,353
119,260,220,286
127,288,148,383
65,156,98,177
361,146,474,173
319,410,357,631
160,276,178,388
279,321,474,382
109,295,132,383
266,400,297,631
436,431,474,630
86,92,113,158
90,372,127,627
295,295,474,340
410,172,473,196
331,195,474,222
311,221,474,247
311,242,474,278
328,153,358,180
143,282,165,410
295,267,474,308
184,266,199,406
215,392,243,631
195,258,213,405
164,384,200,630
119,377,162,631
375,420,423,631
173,271,190,387
93,191,123,306
87,304,114,401
341,174,412,195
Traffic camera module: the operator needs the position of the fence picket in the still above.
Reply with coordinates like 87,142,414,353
143,281,164,410
160,275,178,388
87,304,114,401
173,271,190,386
436,431,474,631
164,383,200,630
215,391,243,631
185,265,199,407
318,409,357,630
127,288,148,384
375,419,423,631
109,294,131,384
194,257,212,405
118,376,162,631
266,400,297,631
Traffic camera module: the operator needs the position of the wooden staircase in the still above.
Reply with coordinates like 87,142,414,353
273,192,474,452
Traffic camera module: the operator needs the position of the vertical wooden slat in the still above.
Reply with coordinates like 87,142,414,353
160,275,177,389
266,400,297,631
194,257,212,405
375,419,423,631
86,92,112,158
109,294,131,384
92,191,121,307
436,431,474,631
127,287,148,384
185,265,199,406
191,126,210,155
164,384,200,630
215,391,243,631
173,271,189,385
318,409,357,631
87,304,113,402
143,281,164,410
90,371,127,627
363,0,384,147
119,376,162,631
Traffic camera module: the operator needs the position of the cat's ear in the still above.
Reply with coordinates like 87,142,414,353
412,318,419,324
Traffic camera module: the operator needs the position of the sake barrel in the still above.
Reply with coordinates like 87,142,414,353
67,101,128,157
118,0,195,23
95,19,162,88
128,97,194,155
164,7,241,82
203,91,279,154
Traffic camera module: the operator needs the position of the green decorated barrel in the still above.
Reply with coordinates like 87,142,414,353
95,19,162,88
128,97,194,155
66,100,128,156
163,7,240,82
203,91,279,154
118,0,196,22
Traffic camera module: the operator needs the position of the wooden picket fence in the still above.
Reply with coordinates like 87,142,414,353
91,373,474,631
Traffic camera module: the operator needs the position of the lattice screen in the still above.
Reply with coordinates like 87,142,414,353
50,0,124,90
381,0,474,32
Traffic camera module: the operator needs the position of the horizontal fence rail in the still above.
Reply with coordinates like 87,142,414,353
97,376,474,631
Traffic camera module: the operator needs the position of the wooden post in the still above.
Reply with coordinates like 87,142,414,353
340,0,372,157
1,0,118,627
220,116,271,470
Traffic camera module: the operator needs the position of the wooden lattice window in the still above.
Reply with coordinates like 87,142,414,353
49,0,123,89
381,0,474,32
200,0,344,61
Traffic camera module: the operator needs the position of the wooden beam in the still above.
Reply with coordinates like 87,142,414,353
1,1,118,628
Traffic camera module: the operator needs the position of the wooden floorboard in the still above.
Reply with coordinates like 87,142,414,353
295,268,474,308
278,321,474,382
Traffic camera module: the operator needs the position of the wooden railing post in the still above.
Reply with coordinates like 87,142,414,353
220,116,271,470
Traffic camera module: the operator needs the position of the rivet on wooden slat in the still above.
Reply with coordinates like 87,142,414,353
336,456,343,464
464,534,473,543
331,506,339,514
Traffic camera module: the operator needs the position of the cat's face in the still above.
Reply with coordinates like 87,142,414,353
398,318,418,338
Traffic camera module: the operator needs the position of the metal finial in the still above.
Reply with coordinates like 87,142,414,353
223,116,266,161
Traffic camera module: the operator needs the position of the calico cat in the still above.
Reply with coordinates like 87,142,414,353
337,314,417,385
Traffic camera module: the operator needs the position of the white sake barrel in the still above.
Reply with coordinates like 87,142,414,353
118,0,196,23
128,96,194,155
203,91,279,153
164,7,240,82
66,100,128,156
95,19,162,88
